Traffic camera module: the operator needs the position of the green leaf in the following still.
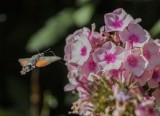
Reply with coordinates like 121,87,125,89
26,9,74,52
150,19,160,37
73,4,95,27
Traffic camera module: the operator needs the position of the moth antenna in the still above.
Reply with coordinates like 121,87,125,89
43,48,51,54
49,51,56,56
36,49,40,54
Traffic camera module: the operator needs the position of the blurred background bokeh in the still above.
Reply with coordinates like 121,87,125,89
0,0,160,116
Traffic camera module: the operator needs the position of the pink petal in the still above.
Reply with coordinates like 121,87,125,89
143,42,160,70
124,49,147,77
64,84,76,91
80,56,99,76
138,70,153,86
152,88,160,106
148,79,159,88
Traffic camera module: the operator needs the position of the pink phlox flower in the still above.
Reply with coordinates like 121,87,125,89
69,34,92,65
119,23,149,48
93,41,124,71
123,48,148,77
64,27,90,61
147,65,160,88
143,42,160,70
79,56,99,76
104,8,133,32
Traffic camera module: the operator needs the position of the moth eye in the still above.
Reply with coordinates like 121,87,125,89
28,64,32,68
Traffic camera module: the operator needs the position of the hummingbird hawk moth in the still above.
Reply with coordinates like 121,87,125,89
18,49,61,75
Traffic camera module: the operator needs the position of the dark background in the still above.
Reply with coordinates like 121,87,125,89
0,0,160,116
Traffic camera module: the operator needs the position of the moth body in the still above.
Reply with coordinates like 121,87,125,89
18,51,61,75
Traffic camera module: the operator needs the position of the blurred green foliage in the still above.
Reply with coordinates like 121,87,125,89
40,91,58,116
26,2,95,52
26,9,74,52
73,4,95,27
150,19,160,38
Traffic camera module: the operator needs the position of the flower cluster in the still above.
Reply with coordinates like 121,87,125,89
64,8,160,116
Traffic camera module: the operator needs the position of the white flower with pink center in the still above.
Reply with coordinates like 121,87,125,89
143,42,160,70
93,41,124,71
119,24,149,48
104,8,133,32
124,49,147,77
69,35,92,65
64,27,90,62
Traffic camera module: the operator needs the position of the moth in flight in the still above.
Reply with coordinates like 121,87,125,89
18,49,61,75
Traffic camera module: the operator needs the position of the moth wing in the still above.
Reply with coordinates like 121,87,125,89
18,58,29,66
36,56,61,67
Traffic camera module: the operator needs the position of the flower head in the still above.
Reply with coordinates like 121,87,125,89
64,8,160,116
